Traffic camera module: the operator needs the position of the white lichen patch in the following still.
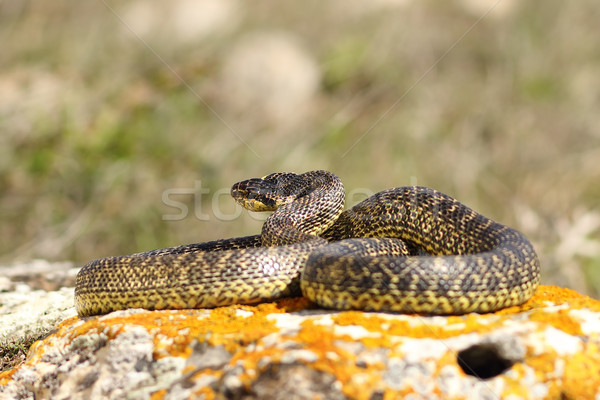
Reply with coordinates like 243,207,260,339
268,312,304,332
569,308,600,335
235,309,254,318
399,338,450,361
541,326,583,356
333,324,380,340
0,286,76,342
280,349,319,364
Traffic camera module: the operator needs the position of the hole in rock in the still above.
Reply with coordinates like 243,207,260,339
457,343,515,379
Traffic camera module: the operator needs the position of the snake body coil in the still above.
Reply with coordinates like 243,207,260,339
75,170,540,316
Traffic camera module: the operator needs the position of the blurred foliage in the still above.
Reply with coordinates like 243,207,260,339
0,0,599,296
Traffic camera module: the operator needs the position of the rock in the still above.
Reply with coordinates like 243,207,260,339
0,260,79,373
1,285,600,399
0,259,79,292
0,261,78,344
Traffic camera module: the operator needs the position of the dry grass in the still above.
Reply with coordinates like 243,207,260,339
1,1,599,296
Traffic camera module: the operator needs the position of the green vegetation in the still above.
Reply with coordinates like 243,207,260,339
1,1,599,296
0,331,48,373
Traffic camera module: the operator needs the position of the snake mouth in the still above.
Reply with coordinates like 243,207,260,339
238,197,277,212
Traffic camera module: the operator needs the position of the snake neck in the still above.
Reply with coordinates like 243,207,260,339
260,170,345,247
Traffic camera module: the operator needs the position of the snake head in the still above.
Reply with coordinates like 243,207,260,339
231,172,301,212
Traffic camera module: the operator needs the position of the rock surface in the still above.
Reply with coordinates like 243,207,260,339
1,283,600,400
0,260,78,343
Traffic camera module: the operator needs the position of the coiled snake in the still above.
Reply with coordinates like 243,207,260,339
75,170,540,316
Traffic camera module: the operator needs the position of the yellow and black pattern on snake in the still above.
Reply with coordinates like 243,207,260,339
305,186,540,314
75,170,345,316
75,170,540,316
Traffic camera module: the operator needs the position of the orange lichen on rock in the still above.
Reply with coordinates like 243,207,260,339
47,300,294,359
0,368,16,383
1,285,600,399
529,308,585,336
526,285,600,311
297,320,358,378
333,311,505,341
562,341,600,399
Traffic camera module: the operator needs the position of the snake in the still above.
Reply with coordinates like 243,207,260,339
75,170,540,316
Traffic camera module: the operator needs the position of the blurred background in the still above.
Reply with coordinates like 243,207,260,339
0,1,599,296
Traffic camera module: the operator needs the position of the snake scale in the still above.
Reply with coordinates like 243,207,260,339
75,170,540,316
